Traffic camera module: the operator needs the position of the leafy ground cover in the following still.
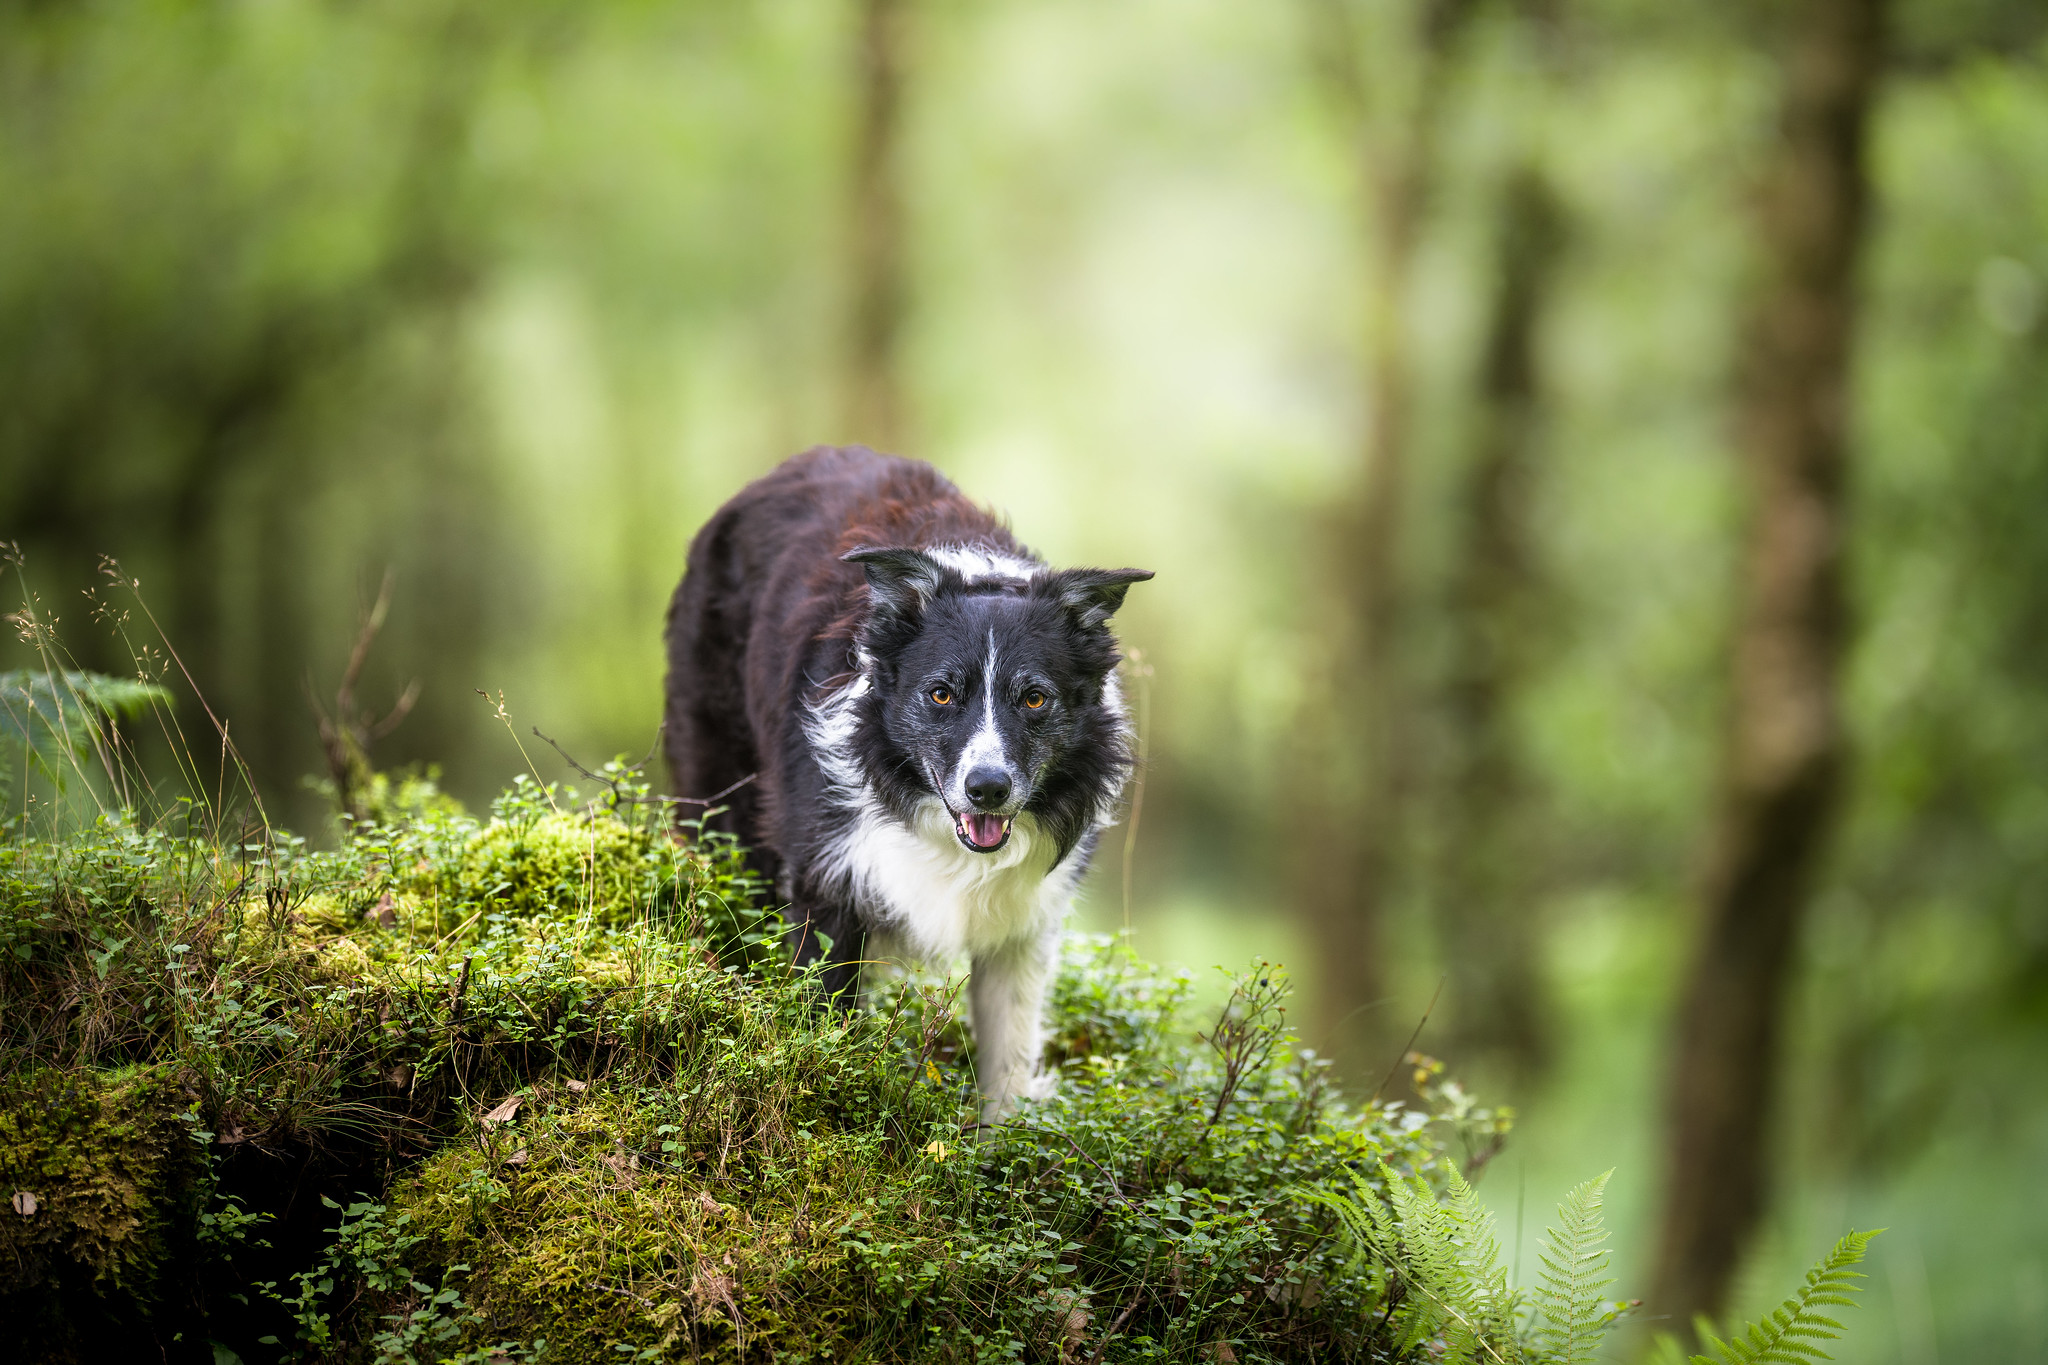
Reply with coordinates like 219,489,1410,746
1,751,1873,1363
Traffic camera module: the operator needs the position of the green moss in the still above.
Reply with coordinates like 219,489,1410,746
449,812,659,926
0,1064,207,1349
330,942,1502,1364
381,938,972,1359
396,1086,929,1362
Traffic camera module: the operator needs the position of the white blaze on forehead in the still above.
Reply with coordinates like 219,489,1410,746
952,629,1007,804
926,544,1040,584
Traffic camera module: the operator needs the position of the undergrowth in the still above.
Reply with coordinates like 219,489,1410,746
0,678,1880,1363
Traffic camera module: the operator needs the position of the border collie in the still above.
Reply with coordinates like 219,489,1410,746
662,446,1151,1120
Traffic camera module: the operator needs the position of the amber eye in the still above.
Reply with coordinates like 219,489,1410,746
930,686,953,706
1022,689,1047,710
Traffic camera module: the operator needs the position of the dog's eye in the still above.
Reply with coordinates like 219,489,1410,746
1022,689,1047,710
930,686,953,706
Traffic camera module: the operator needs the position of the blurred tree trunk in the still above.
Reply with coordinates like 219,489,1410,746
1436,161,1564,1085
1651,0,1885,1336
845,0,908,451
1298,0,1473,1066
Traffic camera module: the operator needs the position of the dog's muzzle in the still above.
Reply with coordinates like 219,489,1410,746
955,764,1017,851
953,810,1012,852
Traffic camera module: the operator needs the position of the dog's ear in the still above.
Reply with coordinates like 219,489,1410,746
1044,568,1153,630
843,546,947,620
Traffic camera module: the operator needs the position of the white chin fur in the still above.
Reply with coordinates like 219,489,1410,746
827,798,1066,960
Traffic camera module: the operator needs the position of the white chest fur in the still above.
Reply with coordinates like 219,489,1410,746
824,797,1081,959
817,787,1079,1120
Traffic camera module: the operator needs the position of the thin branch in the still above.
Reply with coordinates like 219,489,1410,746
366,678,421,741
530,724,756,808
623,722,665,774
307,568,417,824
532,726,611,785
1084,1284,1145,1365
337,568,398,723
670,772,759,807
1372,975,1446,1103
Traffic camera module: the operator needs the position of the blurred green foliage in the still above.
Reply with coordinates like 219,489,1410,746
1,0,2045,1360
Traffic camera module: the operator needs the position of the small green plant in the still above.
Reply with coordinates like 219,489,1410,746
1301,1161,1600,1364
257,1195,543,1364
1308,1165,1876,1365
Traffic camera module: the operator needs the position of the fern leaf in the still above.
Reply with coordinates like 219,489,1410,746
1296,1168,1384,1278
1444,1163,1523,1351
1298,1164,1523,1365
1387,1163,1524,1365
1534,1170,1614,1365
0,669,169,785
1688,1230,1883,1365
1383,1167,1455,1353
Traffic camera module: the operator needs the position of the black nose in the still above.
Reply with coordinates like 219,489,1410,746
964,767,1012,811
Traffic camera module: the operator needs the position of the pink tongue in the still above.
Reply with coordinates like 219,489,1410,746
964,813,1006,847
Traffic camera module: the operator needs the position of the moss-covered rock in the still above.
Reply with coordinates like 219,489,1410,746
0,787,1500,1363
394,1085,914,1362
7,780,1861,1365
0,1064,208,1356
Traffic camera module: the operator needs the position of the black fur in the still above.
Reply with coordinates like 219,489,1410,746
662,446,1150,998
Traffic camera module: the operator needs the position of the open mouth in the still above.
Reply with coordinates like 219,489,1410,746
952,810,1013,853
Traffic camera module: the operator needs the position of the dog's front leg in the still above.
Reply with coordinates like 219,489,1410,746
787,897,867,1005
969,928,1058,1124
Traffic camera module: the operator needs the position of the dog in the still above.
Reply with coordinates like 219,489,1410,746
662,446,1151,1120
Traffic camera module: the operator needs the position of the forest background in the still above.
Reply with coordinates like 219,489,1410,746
2,0,2044,1361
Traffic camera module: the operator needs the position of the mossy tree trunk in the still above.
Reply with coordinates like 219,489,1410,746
1651,0,1886,1333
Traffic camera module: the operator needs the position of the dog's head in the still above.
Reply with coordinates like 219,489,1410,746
843,546,1152,854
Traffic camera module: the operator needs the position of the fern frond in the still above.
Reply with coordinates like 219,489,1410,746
1533,1170,1614,1365
1688,1229,1883,1365
0,668,170,784
1298,1169,1378,1266
1385,1165,1469,1355
1444,1164,1523,1350
1298,1164,1523,1365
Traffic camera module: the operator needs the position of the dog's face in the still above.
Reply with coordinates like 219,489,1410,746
845,548,1151,855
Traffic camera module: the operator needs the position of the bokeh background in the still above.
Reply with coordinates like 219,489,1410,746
3,0,2045,1360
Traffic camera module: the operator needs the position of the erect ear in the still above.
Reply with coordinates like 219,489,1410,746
1045,567,1154,630
842,546,947,619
